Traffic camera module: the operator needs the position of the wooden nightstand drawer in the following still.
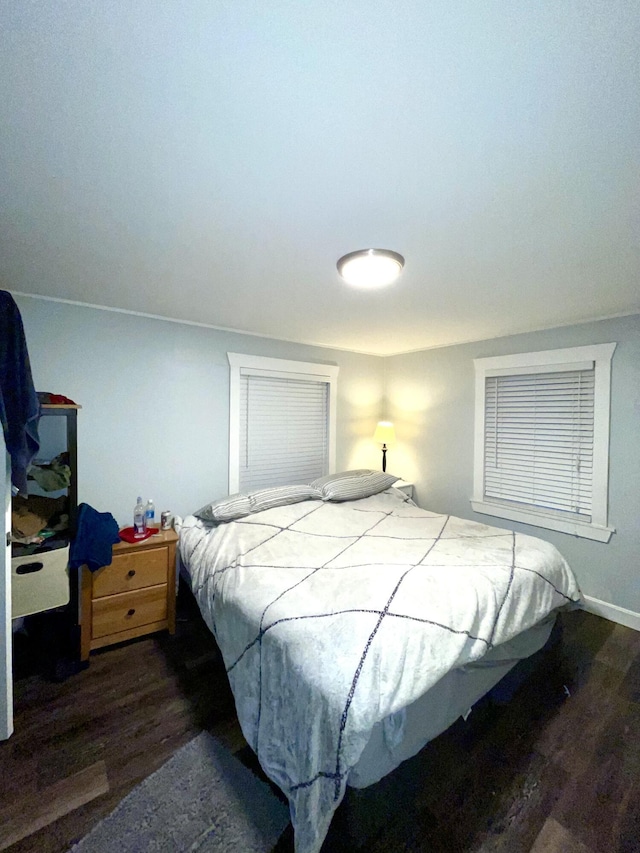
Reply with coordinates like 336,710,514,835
91,585,168,639
92,548,168,597
80,527,178,660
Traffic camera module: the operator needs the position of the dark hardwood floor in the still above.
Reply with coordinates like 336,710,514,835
1,589,638,852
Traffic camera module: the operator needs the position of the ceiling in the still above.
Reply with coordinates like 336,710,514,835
1,2,638,356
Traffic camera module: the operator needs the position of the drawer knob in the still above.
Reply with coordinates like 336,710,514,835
127,569,136,578
127,608,136,617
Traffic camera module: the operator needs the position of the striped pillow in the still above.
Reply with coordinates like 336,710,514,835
194,484,322,523
310,470,399,502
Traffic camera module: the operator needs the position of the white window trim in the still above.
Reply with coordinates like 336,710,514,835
471,343,616,543
227,353,339,494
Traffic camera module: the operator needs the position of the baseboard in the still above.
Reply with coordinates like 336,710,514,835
581,596,640,632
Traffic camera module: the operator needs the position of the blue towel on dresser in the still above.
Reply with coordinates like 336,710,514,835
70,502,121,572
0,291,40,495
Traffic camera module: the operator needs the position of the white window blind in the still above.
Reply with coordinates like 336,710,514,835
484,368,595,518
472,343,615,542
238,373,329,492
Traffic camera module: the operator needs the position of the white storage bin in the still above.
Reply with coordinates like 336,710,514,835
11,545,70,619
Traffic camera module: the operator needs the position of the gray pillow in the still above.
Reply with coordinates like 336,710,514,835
194,484,322,522
310,469,399,502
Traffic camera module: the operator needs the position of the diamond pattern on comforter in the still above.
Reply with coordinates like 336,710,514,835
178,489,580,853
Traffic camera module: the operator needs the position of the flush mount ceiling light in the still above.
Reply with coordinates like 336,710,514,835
337,249,405,289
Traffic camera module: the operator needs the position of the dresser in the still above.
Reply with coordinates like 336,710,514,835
80,528,177,660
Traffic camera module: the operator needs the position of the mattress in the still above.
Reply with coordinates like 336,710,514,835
178,488,580,853
349,612,555,788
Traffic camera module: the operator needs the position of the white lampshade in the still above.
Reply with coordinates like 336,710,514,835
337,249,405,289
373,421,396,446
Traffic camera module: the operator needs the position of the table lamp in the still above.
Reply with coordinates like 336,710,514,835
373,421,396,472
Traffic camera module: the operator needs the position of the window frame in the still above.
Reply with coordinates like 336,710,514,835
471,343,616,542
227,353,339,494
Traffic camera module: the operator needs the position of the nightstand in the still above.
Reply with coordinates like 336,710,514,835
394,480,414,500
80,527,177,660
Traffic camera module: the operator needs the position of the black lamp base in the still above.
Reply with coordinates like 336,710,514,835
381,445,387,473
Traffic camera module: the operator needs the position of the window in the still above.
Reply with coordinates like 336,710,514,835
228,353,339,493
472,343,616,542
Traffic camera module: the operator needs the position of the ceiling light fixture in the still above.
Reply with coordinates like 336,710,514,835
337,249,405,289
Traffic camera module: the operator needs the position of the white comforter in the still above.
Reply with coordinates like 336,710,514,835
178,489,580,853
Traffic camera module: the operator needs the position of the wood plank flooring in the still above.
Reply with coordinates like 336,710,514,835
1,590,639,853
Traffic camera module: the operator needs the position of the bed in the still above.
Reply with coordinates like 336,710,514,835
177,471,581,853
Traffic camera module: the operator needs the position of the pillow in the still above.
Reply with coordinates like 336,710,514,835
194,484,322,523
194,492,251,523
310,469,399,502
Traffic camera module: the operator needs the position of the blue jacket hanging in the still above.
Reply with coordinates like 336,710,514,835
0,291,40,495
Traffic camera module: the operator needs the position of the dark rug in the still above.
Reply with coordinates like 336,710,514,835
69,732,290,852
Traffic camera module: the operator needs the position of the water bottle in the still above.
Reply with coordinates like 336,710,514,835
145,498,156,528
134,496,147,537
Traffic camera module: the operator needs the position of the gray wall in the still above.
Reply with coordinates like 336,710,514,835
16,295,639,614
386,314,640,613
16,296,384,527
